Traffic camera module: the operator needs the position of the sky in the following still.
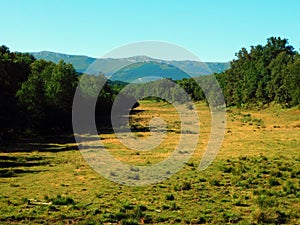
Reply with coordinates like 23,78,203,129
1,0,300,62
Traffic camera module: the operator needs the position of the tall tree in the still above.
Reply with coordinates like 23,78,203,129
285,54,300,106
17,60,78,133
221,37,297,107
0,46,35,136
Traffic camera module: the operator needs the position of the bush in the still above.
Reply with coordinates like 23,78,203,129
270,170,283,177
275,210,289,224
252,208,274,224
255,195,274,209
51,195,75,205
269,177,280,186
223,212,241,223
210,179,221,186
181,181,191,190
121,203,135,210
222,165,233,173
197,216,206,224
121,218,139,225
170,202,179,210
166,194,175,200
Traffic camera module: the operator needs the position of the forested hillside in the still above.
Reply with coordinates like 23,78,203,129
31,51,230,76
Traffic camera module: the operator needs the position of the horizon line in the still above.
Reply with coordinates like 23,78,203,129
28,50,231,63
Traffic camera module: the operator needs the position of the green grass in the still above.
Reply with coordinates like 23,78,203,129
0,101,299,224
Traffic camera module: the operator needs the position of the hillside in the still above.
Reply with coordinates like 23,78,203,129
31,51,96,73
30,51,230,78
109,61,191,82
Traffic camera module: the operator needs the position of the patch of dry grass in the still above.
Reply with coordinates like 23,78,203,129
0,100,299,224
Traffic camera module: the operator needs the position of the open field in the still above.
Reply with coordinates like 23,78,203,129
0,101,299,224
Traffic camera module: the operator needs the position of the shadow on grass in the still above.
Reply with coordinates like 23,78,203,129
129,109,144,115
0,143,78,153
0,155,50,178
0,155,50,168
130,124,151,133
0,134,78,153
0,168,46,178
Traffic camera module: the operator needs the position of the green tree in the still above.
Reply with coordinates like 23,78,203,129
78,74,114,127
45,60,78,112
0,46,34,136
268,52,293,106
17,60,78,133
285,54,300,106
17,60,53,130
221,37,297,107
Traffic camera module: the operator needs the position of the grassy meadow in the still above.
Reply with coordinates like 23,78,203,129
0,100,299,224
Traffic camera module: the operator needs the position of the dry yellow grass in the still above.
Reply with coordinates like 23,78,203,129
0,100,299,224
100,100,299,166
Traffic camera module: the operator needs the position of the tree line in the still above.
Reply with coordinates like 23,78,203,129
0,46,116,140
120,37,300,108
0,37,299,140
177,37,300,108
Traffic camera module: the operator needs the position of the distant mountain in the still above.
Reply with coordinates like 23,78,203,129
110,61,191,82
31,51,230,82
31,51,96,73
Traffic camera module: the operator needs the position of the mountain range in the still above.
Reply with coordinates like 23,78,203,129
31,51,230,82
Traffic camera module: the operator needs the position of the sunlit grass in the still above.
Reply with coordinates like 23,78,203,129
0,100,299,224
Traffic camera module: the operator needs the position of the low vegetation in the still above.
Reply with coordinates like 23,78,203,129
0,101,299,224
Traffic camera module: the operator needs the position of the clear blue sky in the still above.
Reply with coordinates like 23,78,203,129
1,0,300,62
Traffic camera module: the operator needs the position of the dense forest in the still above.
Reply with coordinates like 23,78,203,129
0,46,115,139
0,37,299,140
177,37,300,108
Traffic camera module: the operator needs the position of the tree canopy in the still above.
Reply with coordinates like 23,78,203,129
0,37,299,140
0,46,115,138
219,37,299,107
175,37,300,108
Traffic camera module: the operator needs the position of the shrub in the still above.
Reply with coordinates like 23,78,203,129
275,210,289,224
173,184,180,191
121,203,135,210
133,206,143,219
121,218,139,225
255,195,274,209
199,177,207,182
222,166,233,173
223,212,241,223
181,181,191,190
270,170,283,177
170,202,179,210
86,220,102,225
114,212,127,220
166,194,175,200
252,208,275,224
269,177,280,186
138,205,147,211
197,216,206,224
283,181,297,195
210,179,221,186
51,195,75,205
162,205,169,210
